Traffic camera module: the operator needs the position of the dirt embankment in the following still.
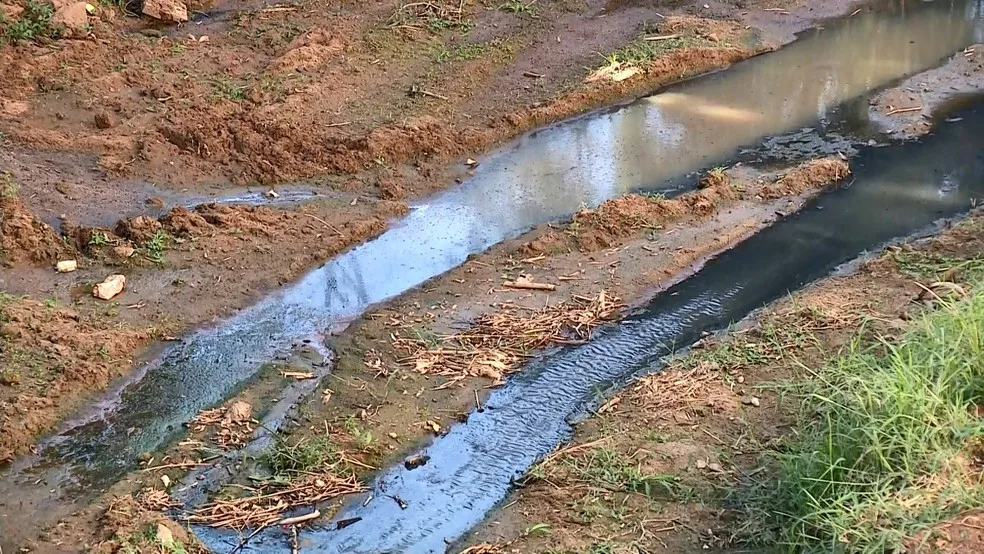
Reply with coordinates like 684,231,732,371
870,45,984,139
459,214,984,554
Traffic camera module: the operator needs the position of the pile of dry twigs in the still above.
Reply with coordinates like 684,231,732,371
186,473,364,531
393,290,622,382
388,0,466,30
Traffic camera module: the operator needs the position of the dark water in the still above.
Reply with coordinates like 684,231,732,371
195,96,984,554
2,0,984,549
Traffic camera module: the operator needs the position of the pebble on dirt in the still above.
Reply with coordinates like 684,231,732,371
222,401,252,424
112,245,135,258
93,274,126,300
141,0,188,23
94,111,116,129
51,2,90,37
56,260,78,273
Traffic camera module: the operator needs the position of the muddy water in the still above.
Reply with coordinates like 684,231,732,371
2,0,983,548
200,96,984,554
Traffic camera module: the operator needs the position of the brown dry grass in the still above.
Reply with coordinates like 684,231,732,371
186,472,364,531
392,290,622,383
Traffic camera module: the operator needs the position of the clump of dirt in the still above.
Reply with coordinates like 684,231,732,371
759,157,850,199
568,174,737,251
115,215,163,244
0,194,69,266
0,296,153,462
521,158,851,254
90,496,203,554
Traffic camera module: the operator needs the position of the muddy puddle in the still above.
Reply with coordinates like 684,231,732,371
203,95,984,554
2,0,984,549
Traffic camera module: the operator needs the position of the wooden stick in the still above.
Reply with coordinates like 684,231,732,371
302,213,345,237
502,280,556,291
886,105,922,116
278,510,321,526
643,34,679,41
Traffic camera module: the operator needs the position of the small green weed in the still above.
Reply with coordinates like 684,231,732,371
344,415,377,452
523,522,551,537
0,172,18,198
143,229,170,264
499,0,537,15
117,523,189,554
265,435,337,476
210,77,247,101
88,231,111,247
1,0,59,45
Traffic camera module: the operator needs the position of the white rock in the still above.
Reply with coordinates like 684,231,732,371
56,260,78,273
93,274,126,300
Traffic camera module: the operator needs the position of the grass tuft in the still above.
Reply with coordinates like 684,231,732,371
737,285,984,552
264,435,338,477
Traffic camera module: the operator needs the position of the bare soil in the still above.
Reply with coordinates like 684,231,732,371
459,213,984,554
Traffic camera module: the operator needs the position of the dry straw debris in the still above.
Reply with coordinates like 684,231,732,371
186,473,364,531
393,291,622,382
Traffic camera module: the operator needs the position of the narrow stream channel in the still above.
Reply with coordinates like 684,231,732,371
199,95,984,554
1,0,983,549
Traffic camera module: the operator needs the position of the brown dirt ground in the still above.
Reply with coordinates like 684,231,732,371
458,214,984,554
870,44,984,139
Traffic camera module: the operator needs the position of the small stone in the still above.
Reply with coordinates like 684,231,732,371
404,454,430,470
387,432,398,439
265,189,279,198
751,396,761,407
141,0,188,22
736,375,745,384
93,274,126,300
56,259,78,273
94,111,115,129
156,523,174,547
696,458,708,469
707,462,723,472
222,401,252,424
52,2,90,37
113,245,135,259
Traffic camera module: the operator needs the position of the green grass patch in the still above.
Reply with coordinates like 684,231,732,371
1,0,60,44
564,447,683,500
209,77,247,102
264,435,338,477
0,171,18,198
737,285,984,552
